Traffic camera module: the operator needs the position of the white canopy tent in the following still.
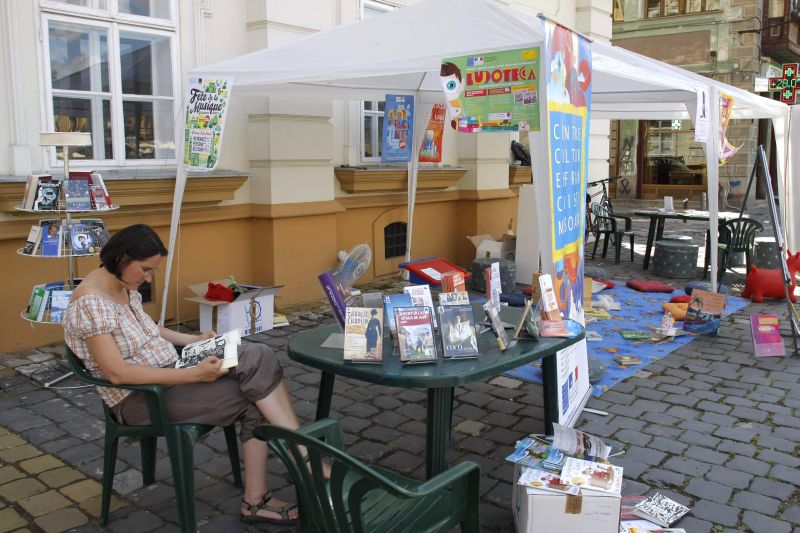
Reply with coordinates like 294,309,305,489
163,0,792,318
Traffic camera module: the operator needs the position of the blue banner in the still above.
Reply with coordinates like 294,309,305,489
381,94,415,163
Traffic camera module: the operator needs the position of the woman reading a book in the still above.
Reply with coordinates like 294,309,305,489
62,224,301,526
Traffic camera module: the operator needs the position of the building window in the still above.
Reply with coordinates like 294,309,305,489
384,222,407,259
644,0,720,17
642,120,706,185
359,1,395,163
41,1,177,167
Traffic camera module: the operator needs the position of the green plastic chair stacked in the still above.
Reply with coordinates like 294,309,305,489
590,202,635,264
703,217,763,282
254,418,481,532
65,347,242,533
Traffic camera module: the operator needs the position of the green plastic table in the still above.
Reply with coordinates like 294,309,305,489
288,305,585,478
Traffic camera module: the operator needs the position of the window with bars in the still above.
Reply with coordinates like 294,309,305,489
41,0,178,166
384,222,407,259
614,0,719,20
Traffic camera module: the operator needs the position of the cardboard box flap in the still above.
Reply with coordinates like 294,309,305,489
234,285,283,301
187,280,282,306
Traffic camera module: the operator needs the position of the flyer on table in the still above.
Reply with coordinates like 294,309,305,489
440,47,541,133
184,76,233,171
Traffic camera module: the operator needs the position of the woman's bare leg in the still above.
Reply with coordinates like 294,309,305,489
240,438,298,520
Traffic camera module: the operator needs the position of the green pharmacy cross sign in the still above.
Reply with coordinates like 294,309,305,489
769,63,798,103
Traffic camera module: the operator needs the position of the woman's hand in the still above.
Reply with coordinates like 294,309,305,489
193,356,228,382
197,331,216,341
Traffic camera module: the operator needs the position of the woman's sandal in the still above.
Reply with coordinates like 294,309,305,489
240,491,298,525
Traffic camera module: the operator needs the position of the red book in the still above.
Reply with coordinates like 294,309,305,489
750,314,785,357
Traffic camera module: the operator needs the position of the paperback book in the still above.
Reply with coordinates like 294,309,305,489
560,457,623,495
483,302,510,351
48,289,73,323
517,467,580,495
395,306,437,364
318,269,354,330
64,178,92,211
631,492,691,527
175,329,241,370
80,219,111,253
685,289,726,336
403,284,437,327
437,290,469,307
22,225,41,255
33,181,61,211
343,307,384,363
441,270,466,292
513,299,538,340
39,222,63,257
750,314,785,357
383,292,413,337
439,304,479,359
90,172,113,208
485,261,501,309
21,175,52,210
69,223,94,255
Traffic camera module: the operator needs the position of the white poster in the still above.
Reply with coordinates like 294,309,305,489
694,87,710,143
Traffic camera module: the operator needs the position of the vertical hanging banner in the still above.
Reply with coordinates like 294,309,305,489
718,93,742,166
440,48,541,133
537,19,592,427
381,94,415,163
184,76,233,171
418,103,446,163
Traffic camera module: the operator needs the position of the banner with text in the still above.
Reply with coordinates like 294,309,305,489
381,94,415,163
440,48,541,133
419,103,446,163
183,77,233,171
538,19,592,427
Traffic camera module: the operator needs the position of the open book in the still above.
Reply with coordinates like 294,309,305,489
175,329,242,370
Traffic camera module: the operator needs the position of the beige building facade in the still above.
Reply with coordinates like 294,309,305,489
0,0,612,351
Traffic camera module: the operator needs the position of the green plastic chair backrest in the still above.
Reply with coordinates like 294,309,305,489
720,218,763,252
590,202,614,231
254,420,476,533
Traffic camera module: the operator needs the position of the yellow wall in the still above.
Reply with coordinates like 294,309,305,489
1,188,520,352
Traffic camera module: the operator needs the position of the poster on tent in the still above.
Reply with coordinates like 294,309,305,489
440,47,541,133
183,76,233,171
718,93,743,166
418,103,446,163
381,94,415,163
534,19,592,428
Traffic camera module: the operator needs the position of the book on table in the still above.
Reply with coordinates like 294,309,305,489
437,290,470,307
343,307,384,363
175,329,242,370
394,306,438,364
438,304,479,359
383,292,413,339
318,269,354,330
483,301,511,351
403,284,437,328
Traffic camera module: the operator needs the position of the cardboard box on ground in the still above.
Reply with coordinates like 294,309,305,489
187,279,282,336
512,463,621,533
468,232,517,261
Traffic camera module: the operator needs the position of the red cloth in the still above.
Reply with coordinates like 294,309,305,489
670,295,692,303
594,279,615,289
204,282,235,302
626,280,674,293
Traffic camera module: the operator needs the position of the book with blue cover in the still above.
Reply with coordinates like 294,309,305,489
383,292,413,338
39,222,63,257
65,179,92,211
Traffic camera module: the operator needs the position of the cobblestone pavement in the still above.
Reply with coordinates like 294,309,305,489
1,201,798,532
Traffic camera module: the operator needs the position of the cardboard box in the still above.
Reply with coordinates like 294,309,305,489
468,233,517,261
512,465,621,533
186,280,282,337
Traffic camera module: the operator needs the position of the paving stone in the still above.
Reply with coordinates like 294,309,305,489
756,434,796,453
714,425,757,443
107,509,164,532
742,511,792,533
0,507,27,532
691,500,740,527
705,465,753,490
758,449,800,468
726,455,770,476
770,464,800,485
0,477,47,501
614,429,652,447
731,491,781,516
685,478,732,504
17,489,72,517
673,516,713,533
783,506,800,523
60,479,102,503
750,477,795,500
38,466,85,489
717,440,756,457
679,429,721,448
0,443,41,462
19,455,64,475
0,465,25,484
642,422,682,439
640,468,685,488
685,445,728,465
663,457,712,477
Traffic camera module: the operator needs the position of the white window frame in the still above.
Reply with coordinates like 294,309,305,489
39,1,180,169
356,0,397,164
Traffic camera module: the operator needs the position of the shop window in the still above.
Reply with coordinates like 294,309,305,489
642,120,706,185
41,1,178,166
384,222,407,259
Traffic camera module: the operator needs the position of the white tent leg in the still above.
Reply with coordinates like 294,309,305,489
706,85,720,292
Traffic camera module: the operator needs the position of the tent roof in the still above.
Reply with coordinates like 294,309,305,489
192,0,787,120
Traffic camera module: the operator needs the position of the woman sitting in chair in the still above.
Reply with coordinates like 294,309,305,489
62,223,299,526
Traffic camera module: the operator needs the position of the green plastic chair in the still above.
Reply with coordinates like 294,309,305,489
703,217,763,282
590,202,635,264
254,419,481,533
65,347,242,533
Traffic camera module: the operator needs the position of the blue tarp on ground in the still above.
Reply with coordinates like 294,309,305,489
504,281,750,397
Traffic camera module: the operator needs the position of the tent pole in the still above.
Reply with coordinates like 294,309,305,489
706,85,720,292
404,92,428,272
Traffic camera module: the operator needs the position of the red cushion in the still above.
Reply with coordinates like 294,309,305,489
594,279,615,289
670,295,692,303
626,280,674,293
